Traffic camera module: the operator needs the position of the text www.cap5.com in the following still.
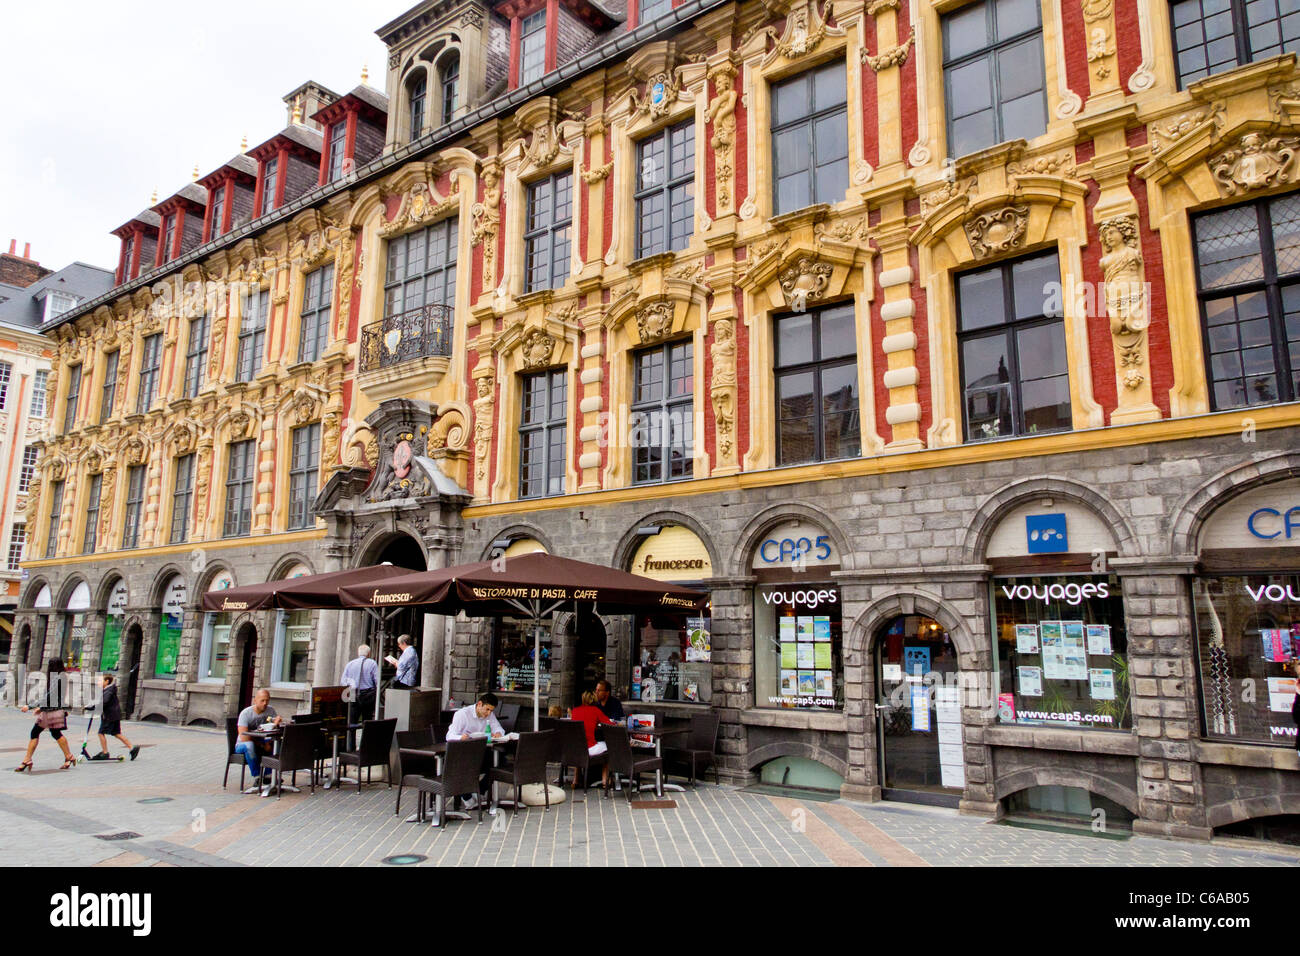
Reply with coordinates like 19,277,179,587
1113,915,1250,930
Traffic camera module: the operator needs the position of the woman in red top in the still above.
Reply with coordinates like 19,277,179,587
570,691,612,787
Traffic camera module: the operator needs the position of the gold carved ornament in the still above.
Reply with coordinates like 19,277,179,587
779,256,833,310
1209,132,1300,197
964,205,1029,259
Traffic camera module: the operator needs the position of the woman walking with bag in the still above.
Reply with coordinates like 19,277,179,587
14,658,75,771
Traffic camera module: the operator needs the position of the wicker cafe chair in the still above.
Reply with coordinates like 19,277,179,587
602,724,663,803
395,727,437,816
415,736,489,828
664,712,721,787
261,723,320,797
223,717,247,790
556,718,606,800
490,729,555,814
338,718,397,794
496,702,521,734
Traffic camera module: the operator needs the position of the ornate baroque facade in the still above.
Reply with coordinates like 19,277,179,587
17,0,1300,838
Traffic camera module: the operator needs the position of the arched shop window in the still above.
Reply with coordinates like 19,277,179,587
199,571,235,681
491,539,552,696
985,500,1130,730
59,581,92,671
100,579,129,672
1192,479,1300,746
155,575,188,678
627,525,714,705
271,563,312,686
751,518,844,710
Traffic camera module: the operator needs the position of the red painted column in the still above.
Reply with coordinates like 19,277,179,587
509,16,522,88
129,227,143,280
544,0,559,72
275,147,289,207
318,124,332,187
344,110,358,174
154,214,167,269
252,161,266,218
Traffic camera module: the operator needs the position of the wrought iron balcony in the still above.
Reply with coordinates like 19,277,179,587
360,303,453,373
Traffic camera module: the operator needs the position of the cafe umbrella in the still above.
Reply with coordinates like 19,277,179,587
335,552,709,729
200,563,414,719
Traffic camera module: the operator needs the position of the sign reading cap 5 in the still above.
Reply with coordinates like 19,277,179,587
753,520,840,568
1025,514,1068,554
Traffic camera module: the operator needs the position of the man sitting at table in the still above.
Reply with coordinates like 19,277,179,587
594,680,625,721
235,689,283,785
446,692,505,741
570,690,612,788
444,692,505,809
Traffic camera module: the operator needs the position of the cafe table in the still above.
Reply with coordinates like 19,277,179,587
398,734,517,823
320,723,364,790
605,724,690,796
241,726,301,797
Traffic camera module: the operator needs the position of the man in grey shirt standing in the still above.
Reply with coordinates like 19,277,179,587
235,689,282,786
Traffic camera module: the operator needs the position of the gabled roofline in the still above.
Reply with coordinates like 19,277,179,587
53,0,727,331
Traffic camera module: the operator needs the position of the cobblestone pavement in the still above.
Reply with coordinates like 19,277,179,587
1,711,1296,867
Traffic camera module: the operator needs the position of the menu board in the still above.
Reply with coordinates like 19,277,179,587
936,686,964,789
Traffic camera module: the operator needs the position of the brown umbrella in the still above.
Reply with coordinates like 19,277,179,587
200,564,413,612
336,552,707,616
337,552,708,729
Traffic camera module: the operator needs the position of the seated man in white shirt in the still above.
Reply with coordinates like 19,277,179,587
442,692,505,811
446,692,505,741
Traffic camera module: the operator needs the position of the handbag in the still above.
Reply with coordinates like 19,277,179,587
36,709,68,732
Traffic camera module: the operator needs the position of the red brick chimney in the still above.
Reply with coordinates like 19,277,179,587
0,239,52,288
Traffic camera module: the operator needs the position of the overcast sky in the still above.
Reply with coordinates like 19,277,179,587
0,0,415,273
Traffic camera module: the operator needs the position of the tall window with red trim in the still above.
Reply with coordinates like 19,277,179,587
327,122,348,182
260,158,279,216
520,10,547,84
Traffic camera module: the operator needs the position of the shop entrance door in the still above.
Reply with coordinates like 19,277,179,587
120,624,144,716
236,626,258,711
569,611,606,707
875,614,964,808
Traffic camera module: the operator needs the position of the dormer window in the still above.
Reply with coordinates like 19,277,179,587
639,0,671,21
160,214,177,263
43,292,77,324
408,72,427,142
440,53,460,125
119,235,134,283
327,121,348,182
208,186,226,241
261,158,279,216
520,10,547,84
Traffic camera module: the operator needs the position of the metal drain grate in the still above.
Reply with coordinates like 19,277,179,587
630,800,677,810
93,831,142,841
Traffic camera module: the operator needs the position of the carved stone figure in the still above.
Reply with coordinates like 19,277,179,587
707,67,738,211
711,317,737,387
1099,215,1149,389
473,372,495,487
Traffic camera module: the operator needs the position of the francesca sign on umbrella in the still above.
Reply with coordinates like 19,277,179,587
336,552,708,728
199,564,412,612
335,552,707,615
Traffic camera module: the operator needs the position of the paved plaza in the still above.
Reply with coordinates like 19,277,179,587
0,711,1296,867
